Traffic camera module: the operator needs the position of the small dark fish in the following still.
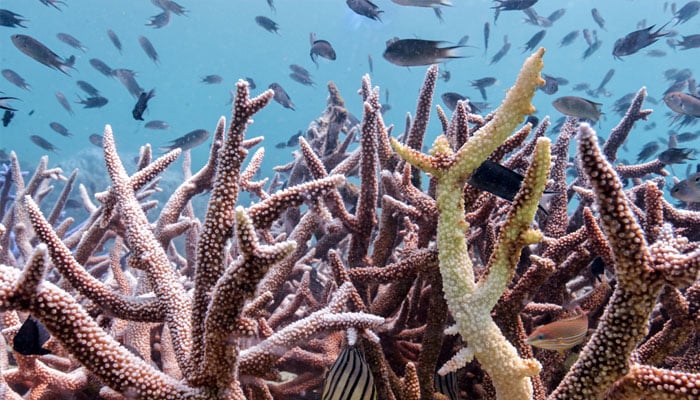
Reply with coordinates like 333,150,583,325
200,74,223,84
287,130,302,147
0,9,28,28
583,29,593,47
457,34,470,46
441,92,467,111
113,69,144,98
56,32,87,52
595,68,615,95
440,70,451,82
539,74,559,95
658,147,695,164
526,115,539,128
468,159,549,214
644,122,657,131
64,198,82,209
267,0,276,12
368,54,374,73
49,121,72,137
310,35,337,67
665,92,700,117
552,96,602,122
490,35,511,65
347,0,383,21
484,22,490,55
591,8,606,31
383,38,463,67
132,89,155,121
676,131,700,141
30,135,59,152
2,110,14,127
145,120,170,130
646,49,667,57
289,72,315,87
268,82,295,110
89,58,113,77
154,0,187,15
76,80,100,96
560,30,579,47
160,129,210,152
107,29,122,53
275,142,286,149
138,36,159,65
582,39,602,60
255,16,279,34
547,8,566,23
146,11,170,29
637,141,660,162
88,133,103,147
12,34,75,75
589,256,606,283
289,64,311,78
76,95,108,108
322,346,377,400
673,1,700,25
572,83,590,92
244,77,256,90
523,30,546,53
670,171,700,202
492,0,538,22
675,34,700,50
55,91,73,115
2,69,30,91
13,316,51,356
613,24,669,59
471,77,497,100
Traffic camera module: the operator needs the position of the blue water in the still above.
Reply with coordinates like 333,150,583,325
0,0,696,199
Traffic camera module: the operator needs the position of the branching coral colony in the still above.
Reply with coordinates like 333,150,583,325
1,48,700,400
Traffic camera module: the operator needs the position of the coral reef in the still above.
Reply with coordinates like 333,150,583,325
1,49,699,400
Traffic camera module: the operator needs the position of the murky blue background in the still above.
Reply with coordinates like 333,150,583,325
1,0,696,206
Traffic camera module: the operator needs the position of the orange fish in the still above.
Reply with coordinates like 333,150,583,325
525,312,588,353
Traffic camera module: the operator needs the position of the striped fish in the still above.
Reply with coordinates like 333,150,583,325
525,312,588,353
435,371,460,400
322,346,377,400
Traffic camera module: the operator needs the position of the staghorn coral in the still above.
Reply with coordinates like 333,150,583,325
0,49,699,400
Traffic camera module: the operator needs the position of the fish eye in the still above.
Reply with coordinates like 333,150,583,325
695,177,700,182
536,334,545,340
672,187,679,192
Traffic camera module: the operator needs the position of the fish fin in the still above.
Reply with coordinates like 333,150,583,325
433,8,444,23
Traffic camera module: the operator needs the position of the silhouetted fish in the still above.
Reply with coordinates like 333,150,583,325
0,9,28,28
269,82,295,110
49,121,72,137
523,30,546,53
76,80,100,96
12,34,75,75
591,8,606,30
160,129,210,152
441,92,467,111
670,169,700,202
468,159,549,214
658,147,694,164
113,69,144,98
30,135,59,152
13,316,51,356
347,0,383,21
310,34,337,67
138,36,159,65
200,74,223,84
613,24,668,59
673,1,700,25
560,30,579,47
88,133,104,147
89,58,113,77
2,69,30,91
244,77,256,90
146,11,170,28
76,95,108,108
552,96,602,122
489,35,511,65
383,38,463,66
145,120,170,130
132,89,155,121
2,110,14,127
55,91,74,115
56,32,87,52
483,22,490,54
255,16,279,33
107,29,122,53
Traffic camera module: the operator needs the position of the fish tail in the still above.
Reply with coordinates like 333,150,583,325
441,46,465,60
58,55,76,75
